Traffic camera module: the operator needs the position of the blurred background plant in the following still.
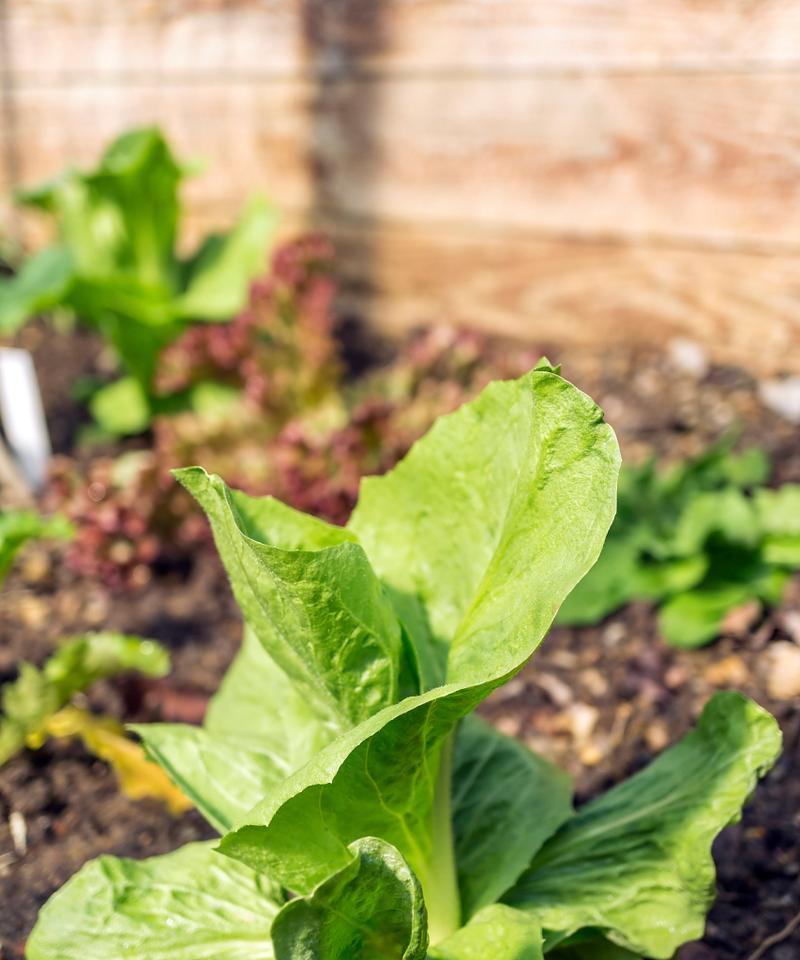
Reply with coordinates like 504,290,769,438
559,439,800,647
0,510,72,585
0,632,188,812
0,127,276,437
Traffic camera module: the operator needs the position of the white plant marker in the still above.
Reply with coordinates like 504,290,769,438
0,347,52,492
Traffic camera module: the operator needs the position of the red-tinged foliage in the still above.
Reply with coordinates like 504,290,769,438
156,233,340,418
48,239,540,589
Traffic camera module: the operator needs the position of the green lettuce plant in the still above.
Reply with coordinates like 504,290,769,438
0,127,277,434
558,440,800,647
27,366,781,959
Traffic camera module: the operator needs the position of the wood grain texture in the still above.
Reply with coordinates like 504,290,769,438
307,72,800,248
5,1,299,80
6,74,800,248
4,0,800,372
3,83,314,217
327,220,800,374
6,0,800,81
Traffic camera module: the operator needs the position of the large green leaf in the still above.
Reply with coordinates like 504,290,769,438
135,630,335,833
504,693,782,958
217,369,618,919
133,479,403,834
555,540,640,626
177,196,278,320
218,683,486,894
176,468,406,729
428,905,543,960
452,716,572,919
205,627,335,753
349,369,620,688
271,838,428,960
134,724,293,834
26,842,284,960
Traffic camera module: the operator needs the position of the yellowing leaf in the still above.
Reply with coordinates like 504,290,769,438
44,706,191,815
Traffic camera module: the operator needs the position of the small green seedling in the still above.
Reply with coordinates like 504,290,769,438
0,127,277,435
558,439,800,647
27,368,780,959
0,509,72,584
0,632,188,812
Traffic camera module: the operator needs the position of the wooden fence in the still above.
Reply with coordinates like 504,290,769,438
2,1,800,371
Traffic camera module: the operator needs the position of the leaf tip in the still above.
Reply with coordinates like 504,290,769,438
171,465,217,498
533,356,562,376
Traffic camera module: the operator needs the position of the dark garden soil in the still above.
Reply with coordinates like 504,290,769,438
1,330,799,959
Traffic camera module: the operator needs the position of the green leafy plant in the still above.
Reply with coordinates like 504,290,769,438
558,438,800,647
0,509,72,583
27,367,780,959
0,126,277,434
0,632,189,812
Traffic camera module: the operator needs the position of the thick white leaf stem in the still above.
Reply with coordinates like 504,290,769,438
421,731,461,945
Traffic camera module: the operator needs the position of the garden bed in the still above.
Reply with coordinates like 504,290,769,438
1,330,798,959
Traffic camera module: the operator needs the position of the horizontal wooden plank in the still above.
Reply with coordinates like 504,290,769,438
6,0,800,81
4,1,299,80
297,0,800,73
7,74,800,249
326,221,800,376
307,72,800,248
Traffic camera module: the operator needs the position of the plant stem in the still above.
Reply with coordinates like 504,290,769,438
421,731,461,945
